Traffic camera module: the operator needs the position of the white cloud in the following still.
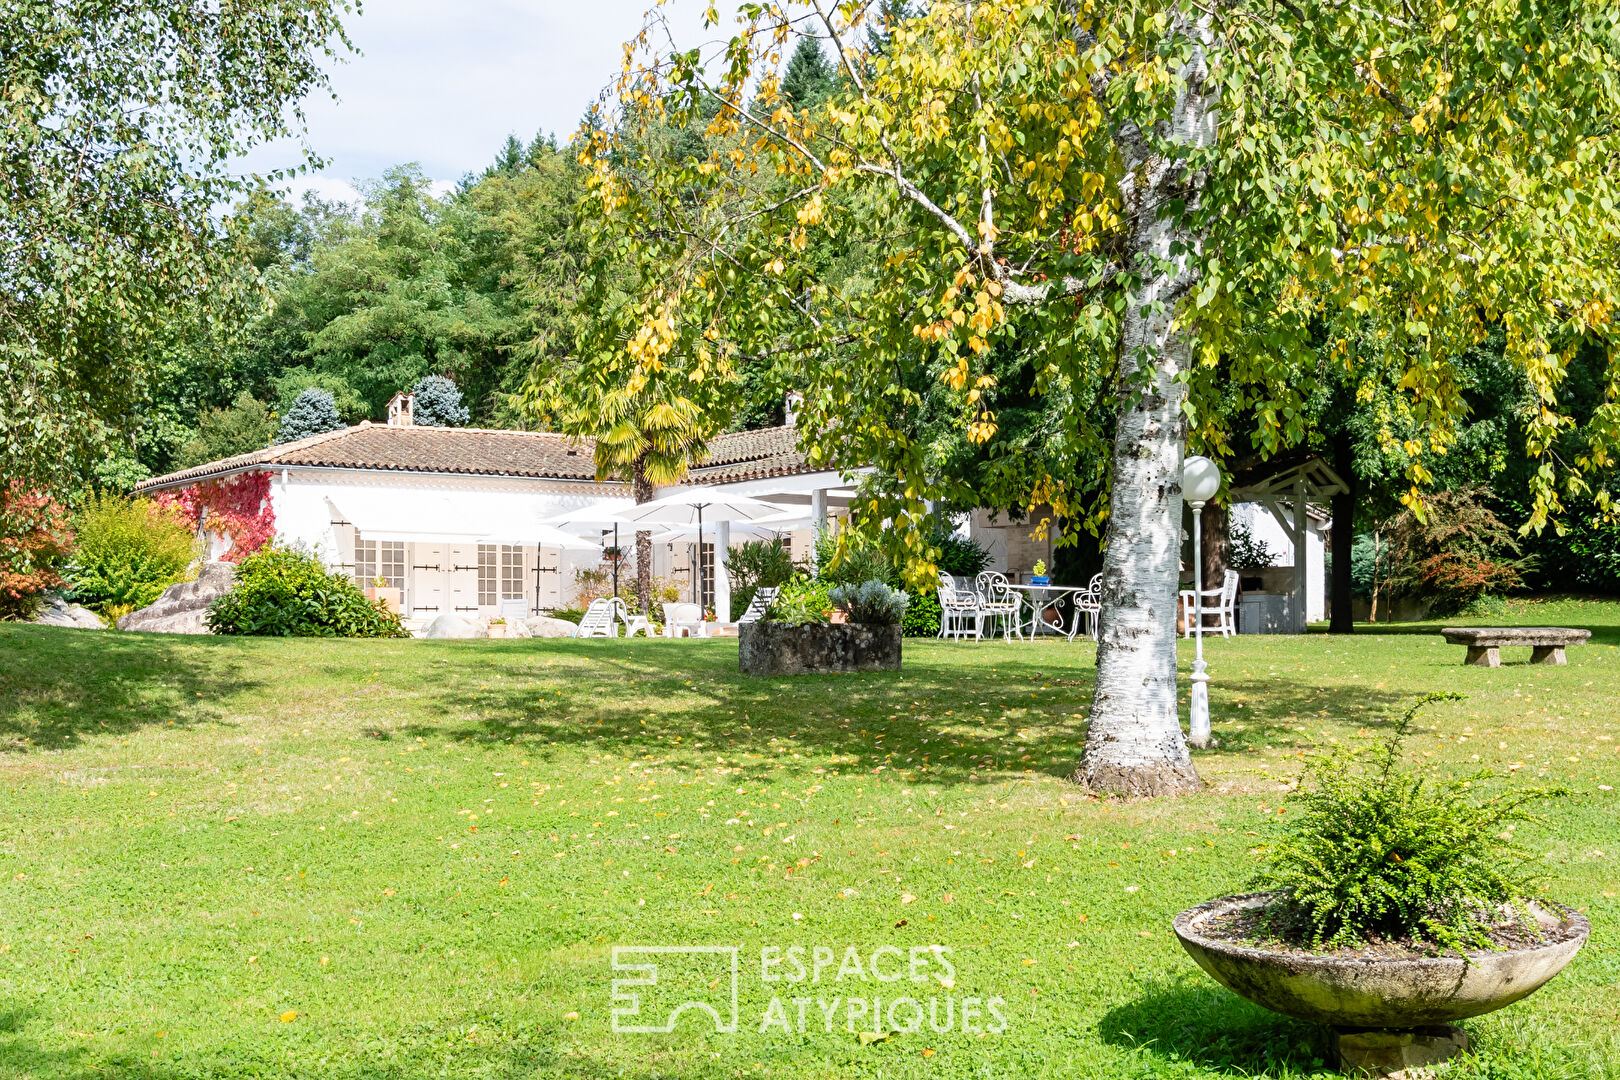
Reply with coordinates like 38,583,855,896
236,0,716,195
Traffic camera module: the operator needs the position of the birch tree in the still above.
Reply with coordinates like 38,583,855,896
576,0,1620,794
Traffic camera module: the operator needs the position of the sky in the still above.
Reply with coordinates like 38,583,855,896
239,0,714,206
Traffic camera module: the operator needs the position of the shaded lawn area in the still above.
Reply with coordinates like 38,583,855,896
0,597,1616,1079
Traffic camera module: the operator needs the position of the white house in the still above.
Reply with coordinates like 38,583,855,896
136,404,853,630
138,397,1336,634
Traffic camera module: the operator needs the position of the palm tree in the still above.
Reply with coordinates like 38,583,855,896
592,384,710,615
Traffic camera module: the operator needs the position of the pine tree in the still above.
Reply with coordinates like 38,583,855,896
781,38,836,110
410,375,470,427
275,389,345,444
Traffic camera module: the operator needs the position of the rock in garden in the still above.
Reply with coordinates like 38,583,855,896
424,613,480,639
117,562,236,634
32,596,104,629
523,616,580,639
504,617,533,638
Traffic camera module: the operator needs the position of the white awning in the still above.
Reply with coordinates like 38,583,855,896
326,492,601,550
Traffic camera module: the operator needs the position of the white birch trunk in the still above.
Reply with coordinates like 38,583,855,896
1078,15,1217,796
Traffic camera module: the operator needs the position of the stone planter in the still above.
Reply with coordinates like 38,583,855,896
487,622,507,639
1174,893,1588,1075
738,621,902,676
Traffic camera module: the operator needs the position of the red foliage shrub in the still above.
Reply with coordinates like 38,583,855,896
1411,552,1523,607
0,482,74,618
155,471,275,562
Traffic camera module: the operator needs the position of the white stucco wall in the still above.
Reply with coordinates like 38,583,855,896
1229,501,1326,623
247,468,626,620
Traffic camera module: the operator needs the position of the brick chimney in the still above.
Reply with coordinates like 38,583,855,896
386,392,415,427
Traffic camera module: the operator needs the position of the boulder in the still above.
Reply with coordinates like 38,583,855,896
32,596,104,629
504,617,533,638
424,613,480,639
523,616,580,639
117,562,236,634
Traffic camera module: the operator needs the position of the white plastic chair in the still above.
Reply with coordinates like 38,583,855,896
975,571,1026,642
716,585,779,633
662,602,702,638
620,604,653,638
1181,569,1239,638
575,597,622,638
936,572,982,641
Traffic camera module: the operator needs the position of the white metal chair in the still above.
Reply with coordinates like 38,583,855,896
662,601,702,638
1074,572,1103,641
575,597,623,638
1181,569,1239,638
975,571,1026,642
936,572,982,641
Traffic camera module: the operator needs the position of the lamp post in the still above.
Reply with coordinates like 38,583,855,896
1182,455,1222,749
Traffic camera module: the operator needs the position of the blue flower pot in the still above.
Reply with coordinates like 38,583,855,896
1029,575,1050,586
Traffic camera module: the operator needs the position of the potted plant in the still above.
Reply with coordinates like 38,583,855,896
363,574,401,613
1172,694,1587,1076
1029,559,1050,586
487,617,507,639
602,545,625,565
739,578,906,675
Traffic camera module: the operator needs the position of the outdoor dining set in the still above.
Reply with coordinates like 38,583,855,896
936,568,1241,643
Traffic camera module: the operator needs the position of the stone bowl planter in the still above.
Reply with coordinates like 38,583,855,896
1173,892,1588,1029
738,621,901,676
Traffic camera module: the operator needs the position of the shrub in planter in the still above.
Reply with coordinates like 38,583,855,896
207,546,406,638
1251,692,1557,953
829,579,909,624
765,578,831,626
67,493,199,619
1173,695,1585,1060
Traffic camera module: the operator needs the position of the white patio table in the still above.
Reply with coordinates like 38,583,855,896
1002,583,1092,640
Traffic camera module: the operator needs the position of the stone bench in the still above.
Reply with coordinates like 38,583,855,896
1440,627,1591,667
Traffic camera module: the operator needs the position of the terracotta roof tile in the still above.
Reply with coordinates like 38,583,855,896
136,423,819,490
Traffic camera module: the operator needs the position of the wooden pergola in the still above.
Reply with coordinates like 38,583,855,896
1229,458,1349,633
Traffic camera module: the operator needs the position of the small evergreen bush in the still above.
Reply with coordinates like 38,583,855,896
829,579,909,624
275,388,346,444
207,546,406,637
1254,693,1555,953
765,578,831,626
410,375,470,427
813,528,891,586
1228,520,1278,571
933,529,991,578
67,493,199,618
901,589,942,637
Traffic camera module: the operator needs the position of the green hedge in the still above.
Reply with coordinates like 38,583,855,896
207,547,406,637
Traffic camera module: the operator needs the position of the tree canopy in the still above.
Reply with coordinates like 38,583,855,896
571,0,1620,793
0,0,357,497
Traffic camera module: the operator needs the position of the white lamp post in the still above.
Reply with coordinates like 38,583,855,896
1182,455,1222,749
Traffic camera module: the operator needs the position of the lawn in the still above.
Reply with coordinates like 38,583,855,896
1,598,1616,1079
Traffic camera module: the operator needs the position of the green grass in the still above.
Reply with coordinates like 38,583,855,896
0,597,1616,1079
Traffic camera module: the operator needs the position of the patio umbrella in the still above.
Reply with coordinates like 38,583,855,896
610,492,791,610
540,500,673,595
